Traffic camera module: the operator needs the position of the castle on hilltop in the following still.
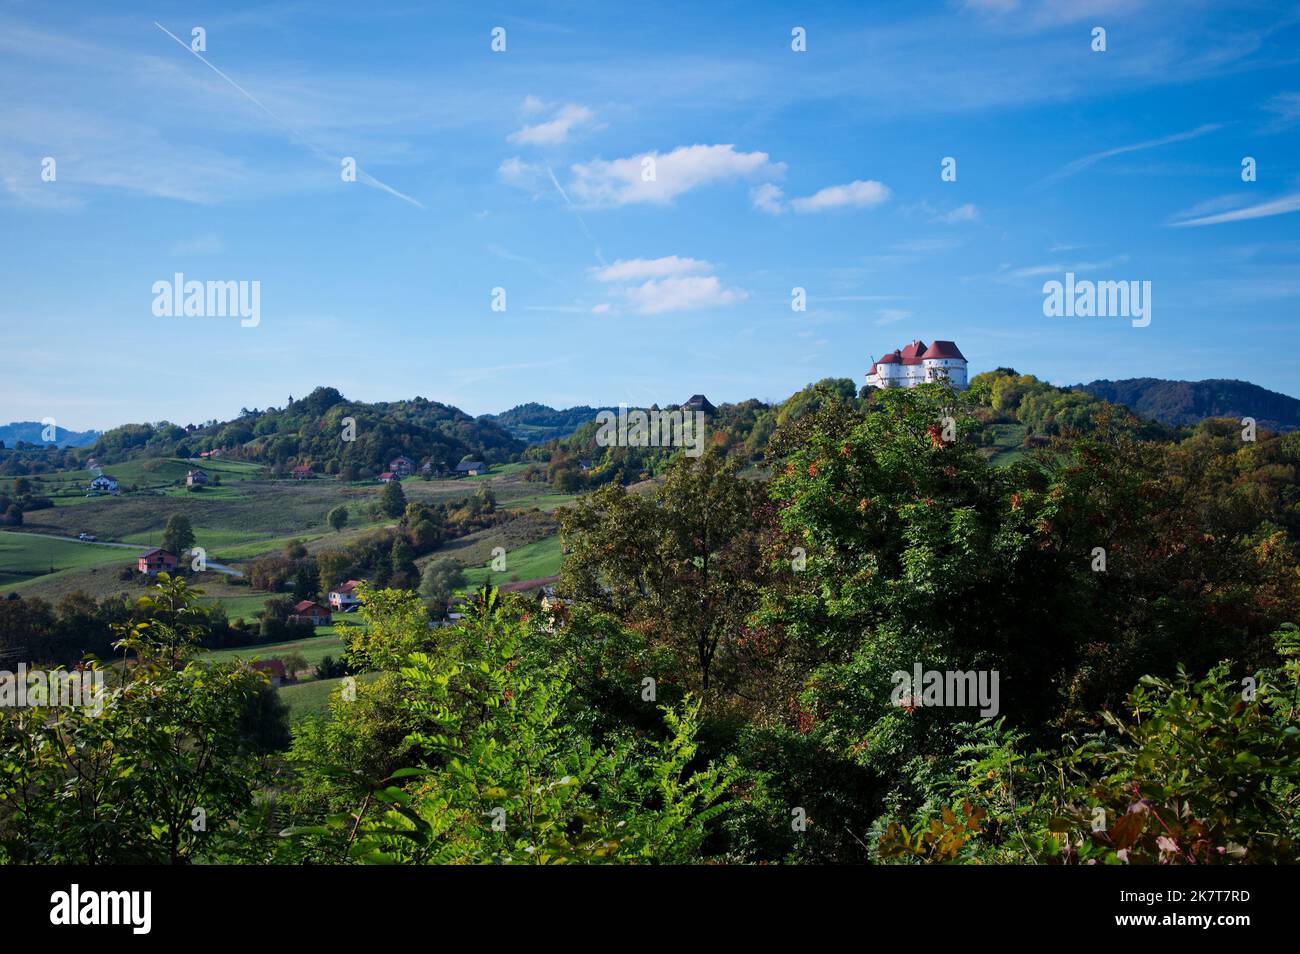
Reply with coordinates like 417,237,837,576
865,339,967,390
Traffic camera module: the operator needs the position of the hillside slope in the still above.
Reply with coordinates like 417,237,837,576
1075,378,1300,431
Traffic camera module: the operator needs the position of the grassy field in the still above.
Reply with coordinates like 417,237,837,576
461,534,562,587
3,460,572,601
280,671,382,722
503,492,577,512
20,457,265,501
200,591,274,621
0,531,136,591
14,477,375,545
204,630,347,670
986,423,1030,467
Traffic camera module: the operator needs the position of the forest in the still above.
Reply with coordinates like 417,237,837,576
2,377,1296,864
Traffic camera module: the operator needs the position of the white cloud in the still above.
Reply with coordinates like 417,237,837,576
498,156,543,188
568,144,784,207
932,202,978,223
790,179,891,213
751,182,785,214
1170,192,1300,227
876,308,911,326
589,255,746,314
622,275,747,314
508,102,595,145
1002,254,1130,279
592,256,713,282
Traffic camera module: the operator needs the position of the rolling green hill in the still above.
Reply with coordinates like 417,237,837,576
88,386,526,474
1075,378,1300,432
479,403,616,444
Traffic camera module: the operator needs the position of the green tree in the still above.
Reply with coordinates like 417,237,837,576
161,513,196,557
419,556,466,612
380,480,407,518
289,590,739,864
0,577,284,863
389,538,418,590
559,448,767,693
327,505,349,532
292,562,321,602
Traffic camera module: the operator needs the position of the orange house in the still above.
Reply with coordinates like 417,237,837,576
138,548,178,575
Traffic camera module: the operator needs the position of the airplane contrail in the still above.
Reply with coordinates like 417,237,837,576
153,21,424,210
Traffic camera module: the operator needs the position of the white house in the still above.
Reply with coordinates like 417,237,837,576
89,474,119,494
328,579,364,611
865,339,968,390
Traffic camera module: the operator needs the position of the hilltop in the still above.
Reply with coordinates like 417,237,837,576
479,403,618,444
0,421,99,448
1074,378,1300,432
87,386,524,475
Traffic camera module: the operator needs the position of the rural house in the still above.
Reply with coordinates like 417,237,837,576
251,659,287,687
455,460,487,477
328,579,364,611
289,600,332,627
389,455,416,477
291,465,313,480
89,474,119,494
138,548,178,575
377,471,400,483
185,469,208,487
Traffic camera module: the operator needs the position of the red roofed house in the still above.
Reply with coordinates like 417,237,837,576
291,465,313,480
328,580,364,611
252,659,287,687
288,600,332,626
866,339,967,390
377,471,400,483
138,548,178,575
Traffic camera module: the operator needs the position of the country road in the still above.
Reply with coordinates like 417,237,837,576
4,530,244,578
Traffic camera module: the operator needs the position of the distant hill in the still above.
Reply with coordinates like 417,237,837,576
89,386,524,472
0,421,100,448
1074,378,1300,432
480,403,617,444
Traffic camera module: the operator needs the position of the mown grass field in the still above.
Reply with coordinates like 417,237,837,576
204,630,348,670
20,457,265,500
461,534,562,588
280,671,382,722
0,530,136,591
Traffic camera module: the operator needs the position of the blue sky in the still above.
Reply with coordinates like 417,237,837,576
2,0,1299,431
